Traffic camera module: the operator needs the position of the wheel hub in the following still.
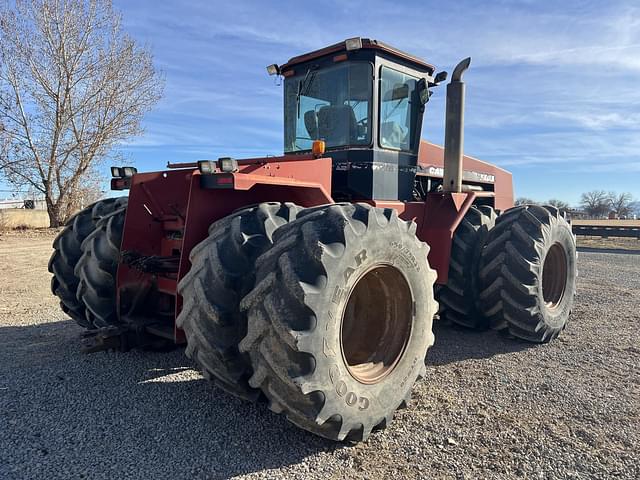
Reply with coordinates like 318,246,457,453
542,242,568,310
341,266,413,385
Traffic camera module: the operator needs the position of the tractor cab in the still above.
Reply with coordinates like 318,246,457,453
271,38,442,202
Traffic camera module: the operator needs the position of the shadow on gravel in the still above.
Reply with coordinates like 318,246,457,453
0,318,542,479
427,321,536,366
0,320,343,480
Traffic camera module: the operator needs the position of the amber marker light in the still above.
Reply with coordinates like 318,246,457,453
312,140,326,157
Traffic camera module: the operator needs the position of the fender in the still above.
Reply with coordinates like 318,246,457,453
117,155,335,342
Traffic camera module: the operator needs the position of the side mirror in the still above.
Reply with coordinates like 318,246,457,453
417,78,430,105
433,71,448,85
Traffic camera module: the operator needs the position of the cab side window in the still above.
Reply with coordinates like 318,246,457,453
379,67,419,151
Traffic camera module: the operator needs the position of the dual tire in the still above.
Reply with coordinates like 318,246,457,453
49,198,128,328
439,203,576,343
179,202,438,441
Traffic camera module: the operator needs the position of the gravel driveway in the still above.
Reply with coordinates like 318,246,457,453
1,230,638,479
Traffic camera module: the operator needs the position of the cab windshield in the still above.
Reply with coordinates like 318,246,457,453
284,62,372,152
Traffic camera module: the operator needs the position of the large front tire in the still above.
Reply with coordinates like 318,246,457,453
239,203,438,442
48,197,128,327
177,203,302,401
478,205,577,342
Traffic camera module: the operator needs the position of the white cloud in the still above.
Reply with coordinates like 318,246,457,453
543,110,640,130
110,0,640,181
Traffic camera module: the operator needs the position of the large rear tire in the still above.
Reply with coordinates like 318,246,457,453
437,205,497,330
478,204,577,342
177,203,302,401
75,204,128,328
239,203,438,441
48,197,128,327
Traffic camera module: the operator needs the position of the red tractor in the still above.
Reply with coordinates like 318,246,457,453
49,38,577,442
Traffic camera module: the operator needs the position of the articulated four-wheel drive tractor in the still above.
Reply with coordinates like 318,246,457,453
49,38,577,442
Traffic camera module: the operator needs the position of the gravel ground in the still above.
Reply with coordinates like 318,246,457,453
0,230,638,480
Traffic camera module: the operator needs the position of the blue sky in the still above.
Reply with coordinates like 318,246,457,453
37,0,640,204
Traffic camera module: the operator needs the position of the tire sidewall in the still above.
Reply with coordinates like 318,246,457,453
306,223,433,419
537,220,576,329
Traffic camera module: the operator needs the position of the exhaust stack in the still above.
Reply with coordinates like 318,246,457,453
443,57,471,193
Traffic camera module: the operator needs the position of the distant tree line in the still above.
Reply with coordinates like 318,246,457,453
515,191,638,218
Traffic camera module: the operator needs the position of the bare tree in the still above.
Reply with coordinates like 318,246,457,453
0,0,163,226
608,192,634,218
0,120,8,156
515,197,538,206
580,190,610,218
547,198,570,212
60,166,105,218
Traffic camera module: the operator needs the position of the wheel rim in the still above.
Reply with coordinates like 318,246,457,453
341,265,413,385
542,243,568,310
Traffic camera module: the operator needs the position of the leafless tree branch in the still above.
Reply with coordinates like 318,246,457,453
0,0,163,226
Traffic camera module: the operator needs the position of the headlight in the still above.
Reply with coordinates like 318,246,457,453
197,160,216,174
266,64,280,76
111,166,137,177
217,157,238,173
122,167,137,177
345,37,362,51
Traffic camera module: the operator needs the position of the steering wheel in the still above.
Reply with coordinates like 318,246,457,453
356,117,368,137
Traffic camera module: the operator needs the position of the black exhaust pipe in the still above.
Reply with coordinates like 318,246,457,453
443,57,471,193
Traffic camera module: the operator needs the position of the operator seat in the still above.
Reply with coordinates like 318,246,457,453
317,105,357,146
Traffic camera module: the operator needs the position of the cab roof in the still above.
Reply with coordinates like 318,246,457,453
280,37,435,74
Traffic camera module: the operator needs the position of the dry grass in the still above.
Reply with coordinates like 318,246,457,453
0,209,50,229
572,219,640,227
576,236,640,251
